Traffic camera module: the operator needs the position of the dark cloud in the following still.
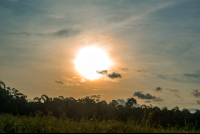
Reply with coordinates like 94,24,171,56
91,95,100,99
137,68,148,73
153,87,162,92
144,100,151,103
197,100,200,105
133,91,164,102
55,80,64,84
117,99,126,105
120,68,129,71
191,89,200,98
133,92,156,99
52,29,80,38
97,70,122,79
166,88,179,92
108,72,122,79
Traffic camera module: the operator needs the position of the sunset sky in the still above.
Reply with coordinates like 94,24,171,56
0,0,200,111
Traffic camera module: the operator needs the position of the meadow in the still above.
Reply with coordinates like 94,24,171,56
0,113,199,133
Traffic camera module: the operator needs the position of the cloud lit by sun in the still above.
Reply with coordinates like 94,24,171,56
74,46,113,80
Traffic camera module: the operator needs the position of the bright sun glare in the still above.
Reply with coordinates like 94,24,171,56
74,46,112,80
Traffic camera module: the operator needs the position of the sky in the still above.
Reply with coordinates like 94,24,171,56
0,0,200,111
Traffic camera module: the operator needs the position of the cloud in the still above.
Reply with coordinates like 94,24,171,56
133,92,156,99
137,68,148,73
184,74,200,79
52,29,80,38
97,70,122,79
160,44,174,49
182,71,200,83
117,99,126,105
173,93,184,101
166,88,179,92
120,68,129,71
93,89,100,91
6,29,81,38
197,100,200,105
153,87,162,92
64,77,80,86
118,98,141,107
188,108,200,113
144,100,151,103
153,97,164,102
133,91,164,102
133,103,141,108
55,80,64,84
191,89,200,98
80,78,86,82
26,98,34,102
8,0,17,2
108,72,122,79
156,73,200,85
97,70,108,75
55,77,80,86
90,95,100,99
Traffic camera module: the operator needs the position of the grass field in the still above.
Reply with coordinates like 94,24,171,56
0,114,199,133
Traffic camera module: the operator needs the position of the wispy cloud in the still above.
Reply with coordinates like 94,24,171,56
144,100,151,103
8,0,17,2
184,74,200,79
80,78,86,82
174,93,184,101
137,68,148,73
52,29,80,38
166,88,179,92
55,80,64,84
55,77,80,86
153,97,164,102
160,44,174,49
156,72,200,85
5,28,81,38
120,68,129,71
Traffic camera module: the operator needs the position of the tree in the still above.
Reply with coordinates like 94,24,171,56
125,98,137,108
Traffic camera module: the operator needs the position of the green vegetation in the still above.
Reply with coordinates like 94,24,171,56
0,113,199,133
1,81,200,133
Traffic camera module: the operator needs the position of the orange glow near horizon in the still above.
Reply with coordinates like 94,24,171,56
74,46,112,80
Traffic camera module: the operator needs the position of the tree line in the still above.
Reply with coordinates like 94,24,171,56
1,81,200,129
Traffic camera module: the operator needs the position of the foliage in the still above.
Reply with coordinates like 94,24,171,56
1,81,200,131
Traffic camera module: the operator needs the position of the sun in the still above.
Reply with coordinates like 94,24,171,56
74,46,112,80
